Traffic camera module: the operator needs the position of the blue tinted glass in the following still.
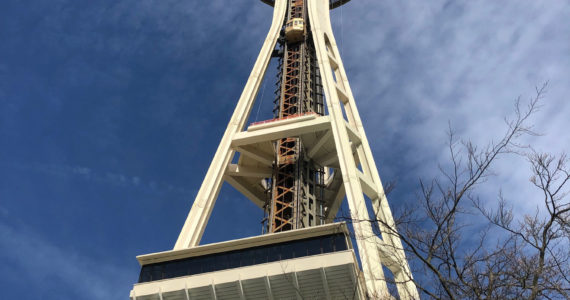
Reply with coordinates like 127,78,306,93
188,258,201,275
228,251,241,268
164,260,185,278
322,236,334,253
291,239,307,258
241,249,255,266
139,266,152,282
202,256,214,273
253,247,268,264
333,234,348,251
281,242,294,260
268,245,281,262
306,237,322,255
137,233,349,283
215,253,229,271
150,265,163,281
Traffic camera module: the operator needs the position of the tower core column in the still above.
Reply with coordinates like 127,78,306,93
268,0,326,233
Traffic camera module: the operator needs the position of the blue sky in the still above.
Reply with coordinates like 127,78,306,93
1,0,569,299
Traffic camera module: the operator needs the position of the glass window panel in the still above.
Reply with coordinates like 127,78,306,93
164,260,185,278
268,245,281,262
253,247,268,264
281,242,294,260
228,251,241,268
241,248,255,267
321,236,334,253
306,237,322,255
139,266,152,283
180,260,192,276
291,239,307,258
202,256,215,273
333,234,348,251
215,253,228,271
151,265,163,281
138,233,351,283
188,258,201,275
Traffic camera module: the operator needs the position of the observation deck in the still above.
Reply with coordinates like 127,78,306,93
130,223,365,299
260,0,351,10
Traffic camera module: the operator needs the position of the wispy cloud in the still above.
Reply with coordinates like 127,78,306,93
0,161,195,195
331,0,570,214
0,220,132,299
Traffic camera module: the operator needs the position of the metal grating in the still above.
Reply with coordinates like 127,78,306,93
215,282,241,300
136,295,160,300
187,286,213,300
161,290,186,300
269,274,299,299
298,269,326,299
132,263,361,300
242,278,268,299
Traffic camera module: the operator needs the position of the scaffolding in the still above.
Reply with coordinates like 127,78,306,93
265,0,326,233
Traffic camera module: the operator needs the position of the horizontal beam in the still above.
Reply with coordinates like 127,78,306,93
235,146,274,166
357,170,379,200
232,116,331,147
308,130,333,159
325,184,345,222
336,84,349,104
227,164,273,178
313,141,358,168
345,121,361,146
247,113,318,131
328,53,338,69
315,151,338,167
374,236,401,273
224,175,265,209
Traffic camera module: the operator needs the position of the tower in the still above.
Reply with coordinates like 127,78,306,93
131,1,418,299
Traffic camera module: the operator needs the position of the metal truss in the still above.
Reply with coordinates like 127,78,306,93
268,0,325,233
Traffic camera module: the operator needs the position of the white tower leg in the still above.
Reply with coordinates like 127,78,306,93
308,1,418,298
173,0,288,250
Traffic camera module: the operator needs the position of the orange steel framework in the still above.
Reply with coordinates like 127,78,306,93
266,0,326,233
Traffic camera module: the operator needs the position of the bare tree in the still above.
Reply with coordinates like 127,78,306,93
474,150,570,299
344,83,570,299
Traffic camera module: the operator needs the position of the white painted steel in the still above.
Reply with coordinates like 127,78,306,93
160,223,349,265
231,116,331,147
306,0,387,297
173,0,418,298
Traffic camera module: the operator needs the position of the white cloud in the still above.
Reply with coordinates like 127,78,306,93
328,0,570,214
0,221,132,299
0,161,195,195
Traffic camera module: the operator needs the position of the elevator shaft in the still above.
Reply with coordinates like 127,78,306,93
267,0,325,233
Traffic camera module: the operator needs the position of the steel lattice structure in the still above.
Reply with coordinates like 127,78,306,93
267,0,326,233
